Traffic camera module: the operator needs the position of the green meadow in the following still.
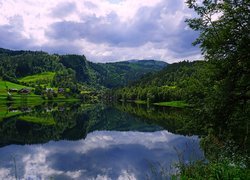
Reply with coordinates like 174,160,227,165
18,72,55,83
0,80,28,91
0,78,80,104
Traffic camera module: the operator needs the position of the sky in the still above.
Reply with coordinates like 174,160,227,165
0,0,202,63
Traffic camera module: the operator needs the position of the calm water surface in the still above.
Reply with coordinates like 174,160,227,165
0,102,204,179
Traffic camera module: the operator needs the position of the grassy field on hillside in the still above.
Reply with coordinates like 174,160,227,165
0,80,27,90
0,80,35,98
0,80,79,103
18,72,55,83
0,80,30,97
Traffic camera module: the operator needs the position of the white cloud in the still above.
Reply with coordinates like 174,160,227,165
0,0,202,63
76,131,177,154
0,168,13,180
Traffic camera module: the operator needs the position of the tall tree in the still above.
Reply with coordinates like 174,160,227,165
186,0,250,152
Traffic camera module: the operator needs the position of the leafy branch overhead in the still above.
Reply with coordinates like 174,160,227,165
186,0,250,61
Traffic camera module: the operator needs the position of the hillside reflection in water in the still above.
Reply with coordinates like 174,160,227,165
0,103,204,179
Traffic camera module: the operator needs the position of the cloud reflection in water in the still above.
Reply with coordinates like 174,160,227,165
0,130,203,179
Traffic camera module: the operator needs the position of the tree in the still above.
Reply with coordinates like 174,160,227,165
186,0,250,154
186,0,250,59
34,85,43,95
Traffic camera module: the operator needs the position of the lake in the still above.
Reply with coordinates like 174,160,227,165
0,102,204,179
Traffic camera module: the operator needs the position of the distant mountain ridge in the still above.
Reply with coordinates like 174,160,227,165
127,59,167,65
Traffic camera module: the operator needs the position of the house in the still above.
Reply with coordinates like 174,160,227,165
18,88,31,94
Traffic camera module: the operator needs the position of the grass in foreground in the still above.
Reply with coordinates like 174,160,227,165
153,101,188,108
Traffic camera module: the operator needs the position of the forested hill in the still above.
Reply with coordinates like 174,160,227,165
0,48,167,88
59,55,167,88
99,60,167,88
129,61,201,87
112,60,206,103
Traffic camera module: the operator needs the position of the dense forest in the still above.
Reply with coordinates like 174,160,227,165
0,48,166,89
110,61,204,103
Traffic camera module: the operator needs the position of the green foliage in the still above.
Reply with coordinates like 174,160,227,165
169,1,250,177
133,61,198,87
0,111,22,122
46,92,54,100
34,85,43,95
111,61,201,103
59,55,91,83
185,0,250,152
19,72,55,82
0,80,27,90
0,49,166,94
100,60,167,88
59,55,167,88
0,103,165,147
6,94,13,101
0,102,93,146
134,100,147,104
19,72,55,87
0,51,62,80
115,102,202,135
173,158,250,180
52,69,77,90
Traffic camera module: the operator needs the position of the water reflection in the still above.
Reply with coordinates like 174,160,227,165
0,102,204,179
0,131,202,180
0,103,163,147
